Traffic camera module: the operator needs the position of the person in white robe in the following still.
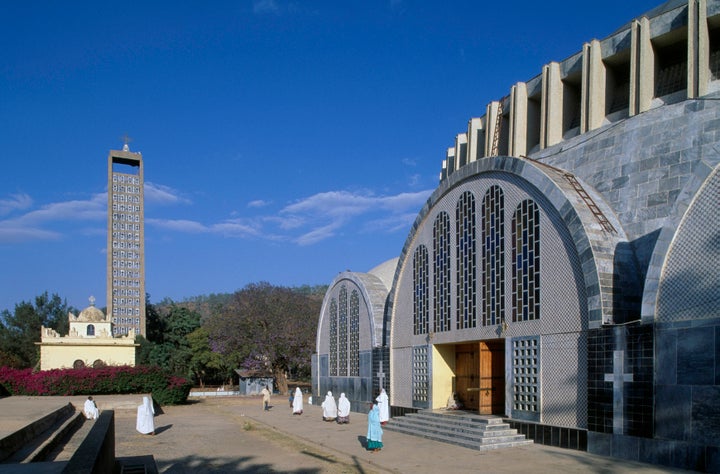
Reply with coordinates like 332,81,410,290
83,396,99,420
292,387,303,415
336,393,351,424
136,396,155,435
321,391,337,421
376,388,389,425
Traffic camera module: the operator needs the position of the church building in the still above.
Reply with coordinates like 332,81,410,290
313,0,720,471
38,297,138,370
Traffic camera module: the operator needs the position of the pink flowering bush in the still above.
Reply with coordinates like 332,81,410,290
0,365,192,405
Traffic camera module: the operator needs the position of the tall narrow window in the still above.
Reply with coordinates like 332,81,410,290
482,186,505,326
413,245,429,335
512,200,540,321
433,212,452,332
456,191,477,329
338,286,348,376
329,299,338,376
86,324,95,336
349,290,360,376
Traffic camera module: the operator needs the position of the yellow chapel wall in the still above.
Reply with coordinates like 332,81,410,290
431,344,456,409
40,343,137,371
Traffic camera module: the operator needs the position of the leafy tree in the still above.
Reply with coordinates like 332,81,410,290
143,305,201,379
0,292,77,368
187,326,238,387
205,282,321,395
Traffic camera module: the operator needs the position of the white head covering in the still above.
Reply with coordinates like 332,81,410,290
322,391,338,418
136,396,155,434
292,387,303,413
338,393,351,417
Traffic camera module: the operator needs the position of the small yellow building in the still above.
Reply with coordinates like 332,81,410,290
38,298,138,370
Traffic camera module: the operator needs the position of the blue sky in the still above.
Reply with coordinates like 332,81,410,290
0,0,661,312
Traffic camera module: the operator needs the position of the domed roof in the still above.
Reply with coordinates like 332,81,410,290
77,305,106,322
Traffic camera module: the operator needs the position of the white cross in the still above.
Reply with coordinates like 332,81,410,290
377,370,386,390
89,295,96,306
604,350,633,434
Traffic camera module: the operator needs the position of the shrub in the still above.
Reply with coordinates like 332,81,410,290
0,365,192,405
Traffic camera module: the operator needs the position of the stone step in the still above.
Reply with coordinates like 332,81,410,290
391,417,520,438
45,414,96,462
1,406,83,464
384,410,533,452
404,412,513,431
386,423,533,452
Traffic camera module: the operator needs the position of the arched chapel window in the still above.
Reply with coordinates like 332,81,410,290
329,299,338,376
482,186,505,326
456,191,477,329
86,324,95,336
349,290,360,376
512,200,540,321
433,212,452,332
413,245,429,335
338,286,348,376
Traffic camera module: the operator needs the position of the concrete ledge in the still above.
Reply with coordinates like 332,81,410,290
0,403,74,462
61,410,114,474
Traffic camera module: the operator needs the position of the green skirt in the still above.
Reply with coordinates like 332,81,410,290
367,440,383,450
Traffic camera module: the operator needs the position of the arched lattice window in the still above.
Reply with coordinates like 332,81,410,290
512,200,540,321
456,191,477,329
413,245,429,335
329,299,338,376
482,185,505,326
86,324,95,336
338,286,348,376
349,290,360,376
433,212,452,332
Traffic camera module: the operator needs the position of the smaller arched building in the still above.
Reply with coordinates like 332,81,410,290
311,259,397,412
38,298,138,370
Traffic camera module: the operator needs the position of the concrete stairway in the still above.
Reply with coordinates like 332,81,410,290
384,410,533,451
0,402,85,465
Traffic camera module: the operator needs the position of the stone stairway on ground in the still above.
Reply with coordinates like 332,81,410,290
0,402,87,466
384,410,533,451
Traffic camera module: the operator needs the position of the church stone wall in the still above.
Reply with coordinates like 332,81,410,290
390,171,589,427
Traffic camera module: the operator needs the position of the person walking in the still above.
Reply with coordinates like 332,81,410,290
136,396,155,435
261,385,271,411
321,391,337,421
376,388,389,425
292,387,303,415
366,401,383,452
336,393,350,424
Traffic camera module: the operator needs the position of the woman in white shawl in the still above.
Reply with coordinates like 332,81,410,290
336,393,351,424
136,396,155,435
83,396,99,420
376,388,389,425
292,387,303,415
321,391,337,421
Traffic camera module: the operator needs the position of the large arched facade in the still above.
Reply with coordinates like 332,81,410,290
312,259,397,412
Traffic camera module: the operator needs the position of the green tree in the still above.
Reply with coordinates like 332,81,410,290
0,292,77,368
144,305,201,379
205,282,322,395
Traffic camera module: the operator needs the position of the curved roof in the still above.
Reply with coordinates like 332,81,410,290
367,257,399,290
75,305,106,323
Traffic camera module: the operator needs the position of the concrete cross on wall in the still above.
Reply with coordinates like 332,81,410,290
377,369,386,390
604,349,633,434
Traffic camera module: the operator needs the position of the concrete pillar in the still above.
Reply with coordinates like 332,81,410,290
484,101,503,156
509,82,528,157
466,118,484,163
688,0,709,98
446,147,456,177
582,40,606,132
455,133,468,169
541,62,563,148
630,17,653,116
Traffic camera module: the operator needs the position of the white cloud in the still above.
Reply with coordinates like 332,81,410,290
247,199,271,208
0,193,32,216
0,226,60,243
144,182,191,205
253,0,280,14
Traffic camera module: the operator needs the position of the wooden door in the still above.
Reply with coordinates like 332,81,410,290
455,344,479,411
479,340,505,415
